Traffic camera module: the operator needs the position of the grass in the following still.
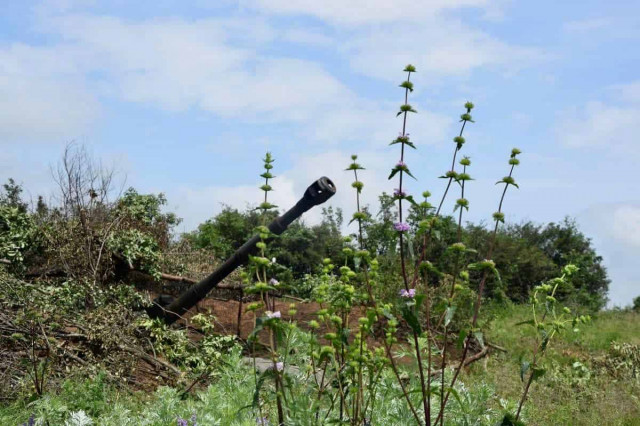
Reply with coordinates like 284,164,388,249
465,304,640,425
2,306,639,425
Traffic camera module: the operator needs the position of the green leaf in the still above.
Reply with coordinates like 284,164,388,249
401,305,421,334
457,328,468,350
406,232,415,262
520,361,530,382
404,168,417,180
405,195,419,207
248,318,264,342
515,319,536,327
497,412,526,426
474,331,485,349
444,306,457,327
388,168,400,180
540,329,551,352
531,367,546,381
252,368,277,409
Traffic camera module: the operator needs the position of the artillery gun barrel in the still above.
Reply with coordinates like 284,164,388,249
157,177,336,325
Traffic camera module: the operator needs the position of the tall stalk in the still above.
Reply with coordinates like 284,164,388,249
434,148,521,425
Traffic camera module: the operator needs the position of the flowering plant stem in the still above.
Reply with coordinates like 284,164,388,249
434,150,520,426
392,66,431,426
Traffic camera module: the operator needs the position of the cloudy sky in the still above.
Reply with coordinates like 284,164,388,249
1,0,638,307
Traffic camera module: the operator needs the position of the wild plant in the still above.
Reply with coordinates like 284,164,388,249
244,152,288,425
343,65,521,426
513,264,590,422
241,65,525,425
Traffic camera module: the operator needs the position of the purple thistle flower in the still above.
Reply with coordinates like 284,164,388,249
399,288,416,298
394,222,410,232
393,188,406,197
396,161,407,168
275,361,284,371
177,417,188,426
22,414,35,426
266,311,281,319
190,413,198,426
269,278,279,286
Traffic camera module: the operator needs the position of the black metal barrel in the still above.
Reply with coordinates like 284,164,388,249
156,177,336,324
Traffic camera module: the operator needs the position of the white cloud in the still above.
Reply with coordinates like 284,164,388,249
246,0,489,26
0,43,99,142
612,205,640,247
306,100,453,146
281,28,332,46
342,19,545,82
558,101,638,149
563,18,612,34
609,80,640,104
245,0,542,82
558,79,640,150
578,203,640,307
170,176,298,231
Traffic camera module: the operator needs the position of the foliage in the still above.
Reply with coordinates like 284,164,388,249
186,205,345,284
0,63,623,426
0,205,35,268
108,229,161,279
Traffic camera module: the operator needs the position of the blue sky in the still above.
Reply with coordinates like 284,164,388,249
1,0,638,307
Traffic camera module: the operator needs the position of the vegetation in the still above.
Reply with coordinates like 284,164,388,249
1,66,637,426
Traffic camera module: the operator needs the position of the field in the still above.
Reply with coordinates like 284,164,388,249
2,299,638,425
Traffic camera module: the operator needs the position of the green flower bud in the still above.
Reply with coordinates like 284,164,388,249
246,302,263,311
309,320,319,329
563,264,579,276
449,242,466,253
511,148,522,157
351,154,358,160
493,212,505,223
460,157,471,166
456,198,469,208
422,190,431,198
453,136,466,147
403,64,416,72
464,101,474,111
509,158,520,165
254,282,269,291
330,315,343,325
460,113,473,122
400,104,417,113
320,346,335,357
399,81,414,91
352,212,367,222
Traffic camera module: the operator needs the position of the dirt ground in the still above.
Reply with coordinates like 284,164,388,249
194,295,369,342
